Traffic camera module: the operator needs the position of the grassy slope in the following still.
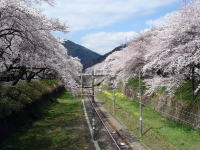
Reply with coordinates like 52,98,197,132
0,80,62,119
0,91,95,150
96,91,200,150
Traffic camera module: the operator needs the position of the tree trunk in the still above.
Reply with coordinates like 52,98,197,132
27,72,35,83
12,67,26,86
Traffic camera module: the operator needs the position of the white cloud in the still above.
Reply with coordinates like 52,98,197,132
40,0,179,31
81,31,137,54
146,11,177,27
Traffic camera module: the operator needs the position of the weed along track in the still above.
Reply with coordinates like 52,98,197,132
85,90,140,150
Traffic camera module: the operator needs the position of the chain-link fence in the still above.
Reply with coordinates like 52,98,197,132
96,91,200,150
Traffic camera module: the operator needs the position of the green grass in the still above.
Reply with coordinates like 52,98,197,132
96,91,200,150
0,91,95,150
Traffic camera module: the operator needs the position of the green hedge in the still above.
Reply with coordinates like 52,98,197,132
0,80,62,119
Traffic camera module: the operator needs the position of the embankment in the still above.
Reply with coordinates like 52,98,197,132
0,80,65,140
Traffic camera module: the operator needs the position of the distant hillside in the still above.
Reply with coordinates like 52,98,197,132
87,44,127,68
63,40,101,69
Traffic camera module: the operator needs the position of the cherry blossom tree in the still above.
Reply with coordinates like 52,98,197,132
91,2,200,99
90,29,157,82
143,2,200,100
0,0,82,91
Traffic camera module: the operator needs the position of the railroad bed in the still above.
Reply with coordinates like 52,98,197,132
84,90,145,150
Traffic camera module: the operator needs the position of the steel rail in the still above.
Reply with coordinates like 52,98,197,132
86,92,121,150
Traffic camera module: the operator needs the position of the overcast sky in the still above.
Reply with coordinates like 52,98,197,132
39,0,183,55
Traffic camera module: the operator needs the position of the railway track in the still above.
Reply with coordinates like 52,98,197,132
86,91,135,150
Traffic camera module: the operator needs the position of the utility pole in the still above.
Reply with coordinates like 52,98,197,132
139,71,143,136
92,70,95,103
81,72,83,100
112,82,116,114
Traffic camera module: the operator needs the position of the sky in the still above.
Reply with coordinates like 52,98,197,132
39,0,184,55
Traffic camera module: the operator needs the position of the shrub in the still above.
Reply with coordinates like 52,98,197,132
175,81,200,102
0,80,61,119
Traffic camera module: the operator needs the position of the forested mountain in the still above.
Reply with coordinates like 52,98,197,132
87,44,127,68
63,40,101,69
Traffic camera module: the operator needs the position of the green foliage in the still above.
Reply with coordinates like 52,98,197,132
0,97,13,118
17,83,42,101
57,90,74,102
0,80,61,119
155,86,167,94
125,77,147,97
127,77,146,89
7,89,21,100
18,94,32,105
41,80,61,87
175,81,200,102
